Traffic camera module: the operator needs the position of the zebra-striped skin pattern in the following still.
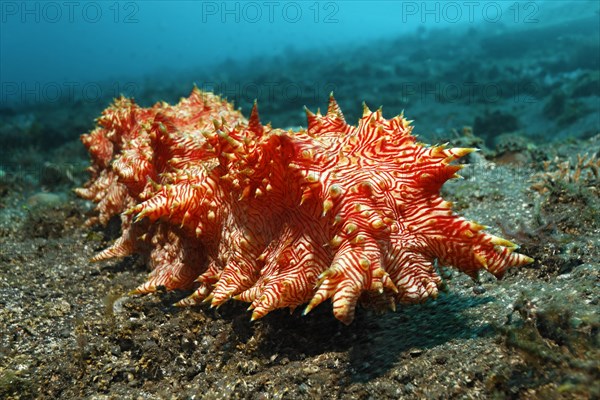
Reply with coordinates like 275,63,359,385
76,88,533,324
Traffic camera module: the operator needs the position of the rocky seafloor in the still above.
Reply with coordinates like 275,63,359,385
1,18,599,400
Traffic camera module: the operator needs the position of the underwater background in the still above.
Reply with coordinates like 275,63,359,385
1,1,599,399
2,0,598,144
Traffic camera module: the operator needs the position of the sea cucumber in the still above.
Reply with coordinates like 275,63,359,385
76,88,533,324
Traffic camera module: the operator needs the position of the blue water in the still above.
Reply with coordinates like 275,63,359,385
3,0,595,101
2,1,467,85
0,0,598,145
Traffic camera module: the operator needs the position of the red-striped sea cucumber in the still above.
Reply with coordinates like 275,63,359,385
76,88,533,324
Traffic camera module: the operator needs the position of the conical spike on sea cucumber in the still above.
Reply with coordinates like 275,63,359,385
248,101,264,136
327,93,345,121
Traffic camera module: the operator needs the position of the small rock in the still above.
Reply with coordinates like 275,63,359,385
473,285,486,295
26,192,63,208
110,345,121,356
404,383,416,393
409,349,423,357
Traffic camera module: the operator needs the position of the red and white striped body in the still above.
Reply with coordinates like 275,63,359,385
76,88,532,324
